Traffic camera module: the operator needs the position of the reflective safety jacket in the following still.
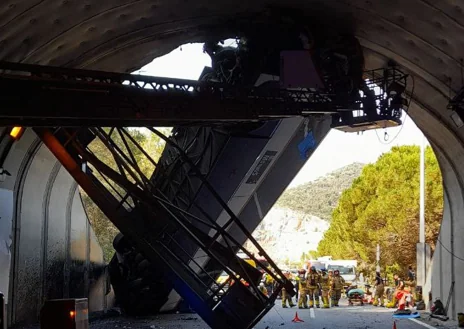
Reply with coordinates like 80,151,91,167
332,275,345,290
259,285,268,296
297,274,307,290
307,272,321,288
320,273,331,289
264,273,273,285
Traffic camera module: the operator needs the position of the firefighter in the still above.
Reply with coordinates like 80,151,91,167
405,266,417,304
407,266,416,282
386,274,403,308
372,271,385,307
307,266,321,308
320,268,331,308
295,271,300,298
331,269,345,307
264,270,274,295
394,274,402,288
259,282,268,296
297,269,308,309
394,281,413,311
328,269,334,306
282,271,295,308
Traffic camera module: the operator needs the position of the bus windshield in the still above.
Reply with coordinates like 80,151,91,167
327,265,355,275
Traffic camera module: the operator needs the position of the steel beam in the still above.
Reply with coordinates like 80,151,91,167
35,126,293,329
0,62,340,127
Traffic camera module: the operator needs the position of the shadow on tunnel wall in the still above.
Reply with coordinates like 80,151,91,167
0,130,111,327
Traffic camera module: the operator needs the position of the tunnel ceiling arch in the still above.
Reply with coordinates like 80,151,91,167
0,1,461,83
2,0,464,231
1,1,462,132
3,0,464,323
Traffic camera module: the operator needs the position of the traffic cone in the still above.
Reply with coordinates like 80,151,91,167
292,312,304,323
392,320,397,329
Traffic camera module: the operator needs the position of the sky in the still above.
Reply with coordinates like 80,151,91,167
290,114,426,187
137,42,426,188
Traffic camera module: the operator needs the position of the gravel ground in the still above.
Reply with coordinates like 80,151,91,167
18,298,454,329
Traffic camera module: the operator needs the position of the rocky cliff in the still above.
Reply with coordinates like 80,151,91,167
246,163,364,263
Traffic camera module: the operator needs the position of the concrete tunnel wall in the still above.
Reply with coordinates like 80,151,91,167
3,0,464,321
405,99,464,319
363,44,464,318
0,117,331,322
0,128,108,326
2,84,464,322
427,140,464,319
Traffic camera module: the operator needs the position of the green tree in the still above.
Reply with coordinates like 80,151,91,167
81,192,119,262
81,128,169,262
317,145,443,276
308,250,320,259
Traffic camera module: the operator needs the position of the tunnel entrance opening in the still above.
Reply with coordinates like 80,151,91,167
245,123,444,314
46,32,424,326
58,31,413,321
1,8,463,327
60,39,442,326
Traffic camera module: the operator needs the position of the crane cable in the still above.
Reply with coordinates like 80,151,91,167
375,75,415,145
436,237,464,263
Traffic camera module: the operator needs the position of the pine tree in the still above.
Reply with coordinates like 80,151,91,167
317,146,443,275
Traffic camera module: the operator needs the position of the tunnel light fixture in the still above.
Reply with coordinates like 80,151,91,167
450,111,464,128
40,298,88,329
9,126,24,140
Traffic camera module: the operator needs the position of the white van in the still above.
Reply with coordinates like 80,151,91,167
326,260,357,286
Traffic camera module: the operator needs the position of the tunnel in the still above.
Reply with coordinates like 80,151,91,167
0,0,463,326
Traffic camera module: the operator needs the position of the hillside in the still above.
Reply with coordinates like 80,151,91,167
275,162,365,221
245,162,365,263
245,208,330,262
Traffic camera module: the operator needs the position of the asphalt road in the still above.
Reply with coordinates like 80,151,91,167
86,299,443,329
255,302,428,329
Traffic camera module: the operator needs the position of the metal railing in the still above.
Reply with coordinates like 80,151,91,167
35,126,294,329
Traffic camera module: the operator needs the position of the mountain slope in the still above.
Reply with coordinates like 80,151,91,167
247,163,365,263
247,208,330,262
275,162,365,221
